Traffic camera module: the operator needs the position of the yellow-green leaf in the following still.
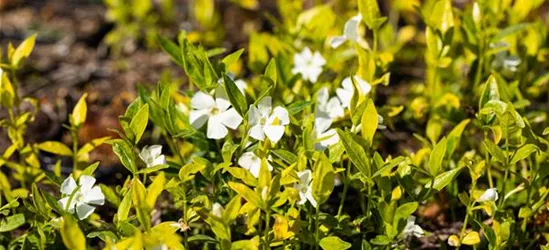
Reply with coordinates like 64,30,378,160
60,216,86,250
37,141,73,157
312,153,334,206
228,182,264,210
12,34,36,67
146,172,165,208
129,104,149,144
71,93,88,127
462,231,481,245
319,236,352,250
361,98,378,146
428,137,447,176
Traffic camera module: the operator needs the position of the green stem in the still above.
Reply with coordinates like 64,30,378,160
71,128,79,172
314,205,320,250
337,161,352,217
264,209,271,249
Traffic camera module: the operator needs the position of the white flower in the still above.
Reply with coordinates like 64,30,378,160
248,96,289,143
402,216,424,238
336,76,372,108
189,86,243,139
139,145,166,168
316,87,344,121
329,14,368,49
292,47,326,83
477,188,498,202
314,88,343,150
238,151,273,178
212,202,224,218
294,170,317,208
58,175,105,220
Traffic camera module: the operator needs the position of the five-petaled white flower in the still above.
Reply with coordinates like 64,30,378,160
329,14,368,49
402,216,424,238
139,145,166,168
477,188,498,202
238,151,273,178
292,47,326,83
248,96,289,143
295,169,317,208
190,86,243,139
336,75,372,108
58,175,105,220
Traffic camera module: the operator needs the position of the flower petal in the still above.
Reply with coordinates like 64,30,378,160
148,145,163,157
238,152,255,171
60,176,77,195
206,116,228,139
219,108,243,130
191,92,215,110
316,87,330,105
249,124,265,141
215,85,231,111
329,36,347,48
58,197,75,213
305,188,317,208
258,97,272,117
297,170,312,185
270,106,289,125
264,125,285,143
189,109,209,129
79,175,96,194
83,186,105,205
76,202,96,220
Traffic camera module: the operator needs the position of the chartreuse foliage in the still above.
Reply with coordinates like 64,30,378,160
2,0,549,249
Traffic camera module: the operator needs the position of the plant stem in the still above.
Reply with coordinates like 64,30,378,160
315,205,320,250
264,209,271,249
337,160,352,217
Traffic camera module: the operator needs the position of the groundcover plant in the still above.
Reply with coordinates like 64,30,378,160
1,0,549,249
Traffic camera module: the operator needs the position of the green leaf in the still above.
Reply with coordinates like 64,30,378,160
479,75,500,109
223,194,242,223
428,137,447,176
179,163,206,182
319,236,352,250
483,139,506,163
228,182,264,210
157,35,183,67
12,34,36,66
312,153,334,206
361,98,378,146
37,141,72,156
81,162,100,176
110,139,137,174
426,167,463,191
146,172,165,208
272,149,298,165
221,48,244,70
393,202,418,226
358,0,382,30
0,214,25,232
510,144,538,165
223,74,247,117
287,100,312,115
132,179,151,230
60,216,86,250
446,119,470,157
71,93,88,127
264,58,277,85
117,190,132,222
337,129,371,178
129,104,149,144
491,23,530,42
